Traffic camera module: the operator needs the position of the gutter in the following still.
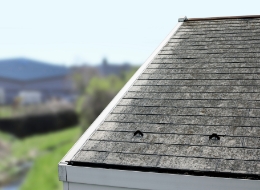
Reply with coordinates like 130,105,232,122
62,165,260,190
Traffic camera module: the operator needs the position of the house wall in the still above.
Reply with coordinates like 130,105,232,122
0,78,22,103
24,76,76,101
0,76,76,104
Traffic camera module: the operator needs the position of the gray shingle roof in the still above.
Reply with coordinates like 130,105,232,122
70,17,260,178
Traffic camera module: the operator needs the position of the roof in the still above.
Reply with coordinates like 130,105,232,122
0,58,69,81
67,15,260,179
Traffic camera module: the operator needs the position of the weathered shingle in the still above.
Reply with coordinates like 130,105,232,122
71,17,260,178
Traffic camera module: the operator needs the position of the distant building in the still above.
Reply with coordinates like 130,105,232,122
97,58,132,76
0,58,76,104
0,88,4,105
18,91,42,105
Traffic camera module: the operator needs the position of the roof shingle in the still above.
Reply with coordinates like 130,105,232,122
70,17,260,178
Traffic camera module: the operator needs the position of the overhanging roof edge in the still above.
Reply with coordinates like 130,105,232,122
59,21,184,164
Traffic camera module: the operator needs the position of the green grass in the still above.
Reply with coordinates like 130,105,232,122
20,142,74,190
0,130,14,173
0,105,29,119
0,126,80,190
0,129,15,143
0,106,13,119
18,126,80,190
12,127,81,160
19,127,81,190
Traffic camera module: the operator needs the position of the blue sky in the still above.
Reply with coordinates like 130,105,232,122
1,0,260,66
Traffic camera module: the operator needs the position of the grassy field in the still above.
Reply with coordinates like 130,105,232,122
19,127,81,190
0,126,81,190
0,129,15,142
12,127,80,160
0,106,13,119
0,105,32,119
20,142,75,190
0,102,75,119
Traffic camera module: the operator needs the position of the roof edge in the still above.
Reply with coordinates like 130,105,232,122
63,165,260,190
187,15,260,21
59,21,184,164
68,161,260,180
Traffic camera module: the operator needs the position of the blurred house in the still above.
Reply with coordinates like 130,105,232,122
97,58,131,76
18,91,42,105
0,58,76,104
0,88,4,104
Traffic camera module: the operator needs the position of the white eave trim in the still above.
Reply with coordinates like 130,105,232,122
64,165,260,190
59,20,184,164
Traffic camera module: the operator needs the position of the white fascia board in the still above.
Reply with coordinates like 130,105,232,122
64,165,260,190
58,163,67,181
59,21,183,164
67,182,139,190
63,182,69,190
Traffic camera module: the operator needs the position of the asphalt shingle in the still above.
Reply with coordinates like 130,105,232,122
71,17,260,177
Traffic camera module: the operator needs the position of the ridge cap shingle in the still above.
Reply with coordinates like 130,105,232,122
187,15,260,21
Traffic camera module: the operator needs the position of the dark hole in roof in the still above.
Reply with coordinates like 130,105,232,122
209,133,220,141
134,130,143,137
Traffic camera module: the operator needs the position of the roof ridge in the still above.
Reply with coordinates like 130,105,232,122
186,15,260,21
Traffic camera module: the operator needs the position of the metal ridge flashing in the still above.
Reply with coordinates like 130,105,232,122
59,21,184,164
187,15,260,21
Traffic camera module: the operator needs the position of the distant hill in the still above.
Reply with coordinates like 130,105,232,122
0,58,75,104
0,58,68,81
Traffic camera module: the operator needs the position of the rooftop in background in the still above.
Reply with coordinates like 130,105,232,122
0,58,69,81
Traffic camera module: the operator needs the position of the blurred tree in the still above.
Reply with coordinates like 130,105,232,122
71,66,99,95
79,68,138,132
